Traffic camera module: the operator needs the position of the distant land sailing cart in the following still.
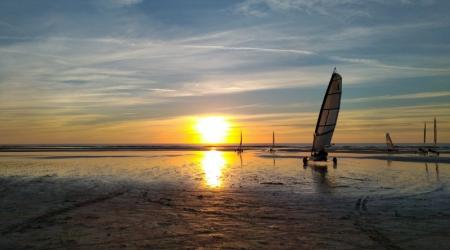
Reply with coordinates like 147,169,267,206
417,117,439,156
303,68,342,167
235,130,244,153
386,133,398,152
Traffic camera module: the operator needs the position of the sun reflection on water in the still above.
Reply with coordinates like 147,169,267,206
201,150,226,188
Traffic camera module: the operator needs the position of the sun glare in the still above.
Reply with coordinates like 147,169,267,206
201,150,226,188
196,117,230,144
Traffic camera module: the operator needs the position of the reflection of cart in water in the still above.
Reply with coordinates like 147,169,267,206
424,162,440,182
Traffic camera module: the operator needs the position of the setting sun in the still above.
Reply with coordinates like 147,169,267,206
196,117,230,143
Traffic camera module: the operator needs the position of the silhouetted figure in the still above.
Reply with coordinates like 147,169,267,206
303,156,308,166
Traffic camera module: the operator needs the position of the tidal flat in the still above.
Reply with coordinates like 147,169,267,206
0,150,449,249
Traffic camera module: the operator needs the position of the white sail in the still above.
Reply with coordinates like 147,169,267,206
312,70,342,153
386,133,395,151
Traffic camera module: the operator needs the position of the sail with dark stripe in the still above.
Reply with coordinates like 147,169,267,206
312,70,342,154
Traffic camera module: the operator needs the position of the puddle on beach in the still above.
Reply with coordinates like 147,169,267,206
0,150,448,199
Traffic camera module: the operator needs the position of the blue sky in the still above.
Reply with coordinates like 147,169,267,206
0,0,449,143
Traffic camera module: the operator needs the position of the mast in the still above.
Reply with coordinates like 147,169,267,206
272,131,275,148
434,117,437,146
424,122,427,145
240,130,242,148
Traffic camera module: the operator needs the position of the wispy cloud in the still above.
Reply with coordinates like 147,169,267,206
97,0,143,8
236,0,436,16
332,56,450,73
184,45,315,55
345,91,450,103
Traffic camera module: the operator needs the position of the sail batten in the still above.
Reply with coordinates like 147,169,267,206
312,71,342,153
318,123,337,127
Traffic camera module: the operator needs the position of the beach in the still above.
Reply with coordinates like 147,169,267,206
1,149,449,249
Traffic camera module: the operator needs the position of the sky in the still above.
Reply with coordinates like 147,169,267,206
0,0,450,144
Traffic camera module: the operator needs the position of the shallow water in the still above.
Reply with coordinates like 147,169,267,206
0,150,448,197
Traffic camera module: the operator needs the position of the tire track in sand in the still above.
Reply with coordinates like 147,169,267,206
1,189,128,235
353,196,402,250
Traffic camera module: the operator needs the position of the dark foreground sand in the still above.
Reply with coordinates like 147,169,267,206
1,175,449,250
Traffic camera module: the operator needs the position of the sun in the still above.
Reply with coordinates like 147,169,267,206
196,117,230,143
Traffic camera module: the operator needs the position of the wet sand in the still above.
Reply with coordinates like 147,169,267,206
0,151,449,249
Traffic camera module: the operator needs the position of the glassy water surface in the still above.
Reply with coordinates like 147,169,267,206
0,150,448,199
